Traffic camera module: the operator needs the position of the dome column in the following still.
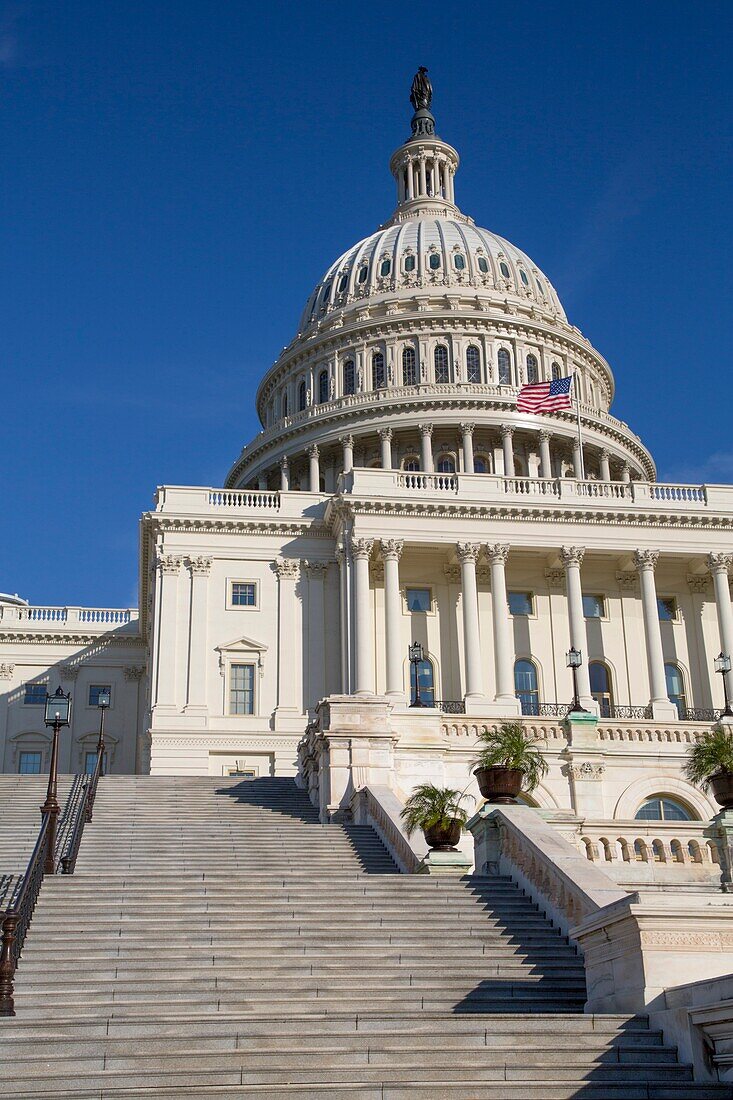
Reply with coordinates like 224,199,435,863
379,428,393,471
279,457,290,492
461,423,475,474
572,439,584,480
538,430,552,479
352,538,375,696
308,445,320,493
621,462,631,484
599,449,611,482
633,550,677,719
501,425,515,478
381,540,404,700
420,423,434,473
257,473,267,491
341,435,354,475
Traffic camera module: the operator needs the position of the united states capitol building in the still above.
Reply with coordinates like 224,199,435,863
2,79,733,832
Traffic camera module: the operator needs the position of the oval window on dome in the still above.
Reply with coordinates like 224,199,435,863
500,262,511,279
358,265,369,284
380,258,391,277
338,274,348,294
404,254,416,272
477,256,489,274
520,270,529,286
453,253,465,270
536,277,545,295
429,253,441,270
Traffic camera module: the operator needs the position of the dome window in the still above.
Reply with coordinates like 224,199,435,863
380,258,391,277
434,345,449,384
453,253,466,270
281,391,288,418
358,265,369,284
536,277,545,295
499,262,511,279
497,348,512,385
321,284,331,309
428,253,441,270
477,256,489,274
466,346,481,384
338,274,348,294
526,354,539,384
437,456,456,474
551,362,562,381
343,359,356,396
404,254,416,272
403,456,420,472
298,381,307,412
318,369,329,405
520,270,529,287
372,351,386,390
402,347,417,386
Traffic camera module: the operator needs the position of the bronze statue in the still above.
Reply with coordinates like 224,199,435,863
410,67,432,113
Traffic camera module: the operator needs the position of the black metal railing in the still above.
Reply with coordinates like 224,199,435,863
536,703,572,718
0,815,50,1016
436,700,467,715
60,750,104,875
678,707,722,723
601,705,653,720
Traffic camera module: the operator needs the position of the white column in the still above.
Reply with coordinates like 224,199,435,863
419,423,434,473
184,556,212,714
572,440,584,480
305,561,328,710
418,157,427,197
538,429,552,479
457,543,484,701
599,449,611,482
461,423,475,474
501,424,515,477
560,546,593,708
379,428,393,470
279,457,290,491
406,159,414,199
381,539,404,699
621,462,631,484
633,550,676,718
708,554,733,706
341,434,354,474
274,558,300,715
154,555,183,709
487,544,516,705
308,445,320,493
352,538,375,696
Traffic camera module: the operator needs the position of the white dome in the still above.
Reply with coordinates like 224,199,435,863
298,216,567,334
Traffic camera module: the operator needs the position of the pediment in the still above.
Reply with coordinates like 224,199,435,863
216,635,269,655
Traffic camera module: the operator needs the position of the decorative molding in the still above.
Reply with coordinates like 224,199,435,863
158,554,184,575
273,557,300,579
124,665,146,681
0,632,145,647
304,560,329,578
456,541,481,564
188,556,213,576
443,564,461,583
544,568,565,589
707,553,733,574
560,545,585,568
616,571,638,591
476,565,491,584
351,537,375,560
500,423,514,438
460,422,475,436
687,574,710,594
633,549,659,571
0,663,14,680
567,761,606,781
485,543,509,565
418,422,434,437
380,538,404,562
369,561,384,583
378,427,392,442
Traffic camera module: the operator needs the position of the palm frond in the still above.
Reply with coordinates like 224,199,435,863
684,726,733,791
470,722,548,792
399,783,473,837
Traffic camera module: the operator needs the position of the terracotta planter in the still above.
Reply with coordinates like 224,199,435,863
474,765,524,804
710,771,733,809
423,819,462,851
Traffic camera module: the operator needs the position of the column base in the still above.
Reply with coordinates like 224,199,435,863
478,697,523,718
464,696,491,716
651,699,679,720
417,848,473,875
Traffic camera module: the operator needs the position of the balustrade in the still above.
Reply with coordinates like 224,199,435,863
576,822,722,871
208,489,280,509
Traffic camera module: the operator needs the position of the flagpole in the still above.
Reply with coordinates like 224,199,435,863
573,373,585,481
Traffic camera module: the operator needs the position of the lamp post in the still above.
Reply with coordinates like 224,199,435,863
42,686,72,874
409,642,426,708
714,653,733,718
566,647,588,714
94,688,110,776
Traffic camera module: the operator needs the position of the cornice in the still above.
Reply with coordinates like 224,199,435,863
148,517,333,538
0,631,146,647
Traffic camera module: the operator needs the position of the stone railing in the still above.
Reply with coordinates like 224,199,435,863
154,485,329,521
395,472,458,493
574,820,725,891
0,606,139,631
208,489,280,510
350,785,428,874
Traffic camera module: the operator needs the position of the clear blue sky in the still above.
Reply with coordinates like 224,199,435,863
2,1,731,607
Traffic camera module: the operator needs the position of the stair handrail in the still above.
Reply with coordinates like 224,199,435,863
60,747,105,875
0,813,50,1016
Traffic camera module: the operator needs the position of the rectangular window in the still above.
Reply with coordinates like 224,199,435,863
18,751,42,774
23,683,47,705
406,587,431,613
657,597,678,622
508,591,533,617
88,684,112,707
230,663,255,715
85,751,108,774
230,582,257,607
582,594,606,619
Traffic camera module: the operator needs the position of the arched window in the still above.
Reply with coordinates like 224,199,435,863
551,362,562,381
477,256,489,274
404,254,416,272
635,797,694,822
514,659,539,716
589,661,613,718
337,274,348,294
520,270,529,286
372,351,385,390
428,252,441,270
402,455,420,472
321,283,331,310
526,354,539,384
281,391,288,418
466,346,481,383
410,657,435,707
380,258,391,277
665,663,687,718
318,369,329,405
499,261,511,279
343,359,355,396
453,253,465,270
402,347,417,386
436,456,455,473
473,455,491,474
358,264,368,284
536,277,545,296
497,348,511,385
434,345,449,383
298,380,307,412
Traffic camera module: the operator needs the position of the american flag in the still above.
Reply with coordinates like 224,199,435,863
517,375,573,414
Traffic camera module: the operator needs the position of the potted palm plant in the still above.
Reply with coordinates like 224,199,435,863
684,725,733,808
471,721,548,803
400,784,471,850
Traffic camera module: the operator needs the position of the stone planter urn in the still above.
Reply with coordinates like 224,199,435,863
474,766,524,804
423,819,462,851
710,771,733,809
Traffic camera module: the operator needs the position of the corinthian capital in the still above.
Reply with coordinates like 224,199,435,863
633,549,659,572
351,537,375,561
456,541,481,564
378,427,393,441
500,423,514,439
486,543,510,565
308,444,319,459
158,554,184,575
188,556,212,576
419,422,434,437
273,557,299,579
707,553,733,575
460,422,475,436
380,539,404,562
560,546,586,568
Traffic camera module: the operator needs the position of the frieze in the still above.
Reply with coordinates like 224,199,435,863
567,761,606,781
686,574,710,594
58,664,80,681
0,663,14,679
